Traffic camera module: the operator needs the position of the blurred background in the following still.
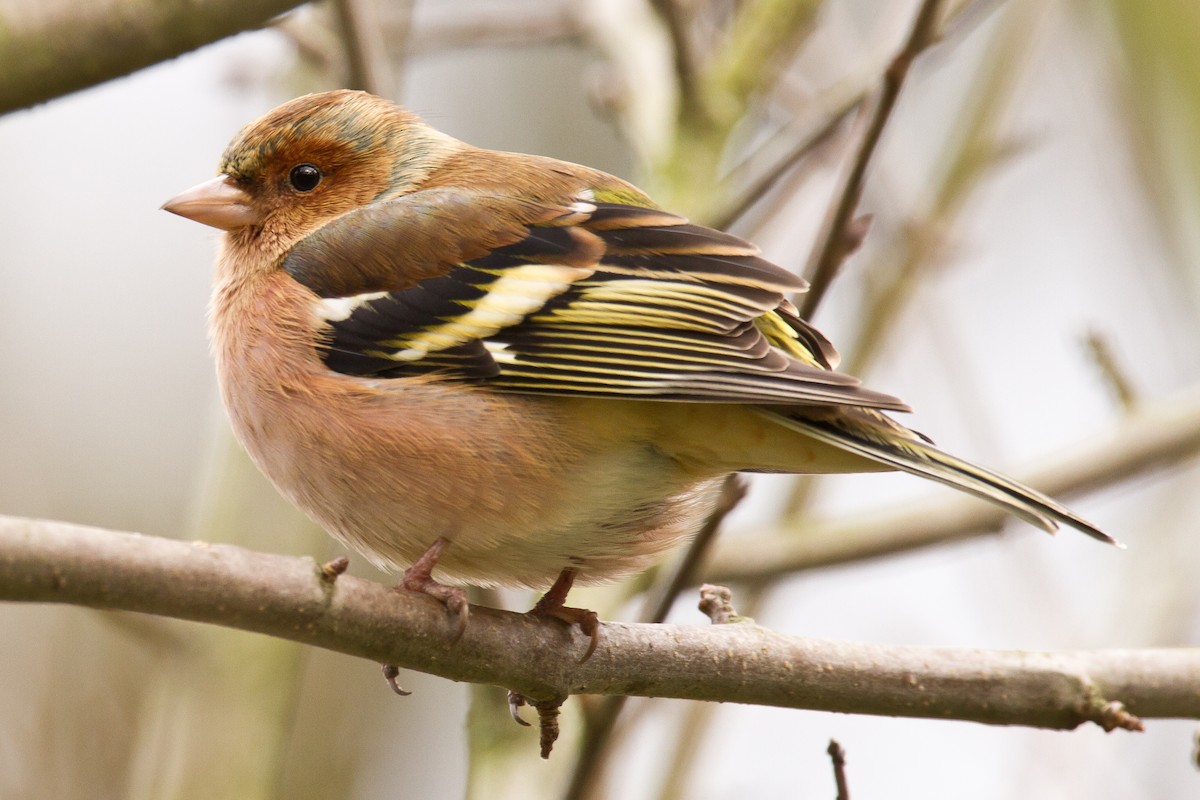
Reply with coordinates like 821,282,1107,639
2,0,1199,797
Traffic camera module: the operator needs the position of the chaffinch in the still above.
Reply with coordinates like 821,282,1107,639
164,90,1115,650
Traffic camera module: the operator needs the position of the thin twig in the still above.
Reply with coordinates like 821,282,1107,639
841,3,1036,379
562,476,748,800
777,3,1033,519
332,0,392,96
1084,330,1140,412
710,92,864,231
799,0,948,318
828,739,851,800
400,2,581,55
648,0,702,122
711,0,998,233
643,477,749,623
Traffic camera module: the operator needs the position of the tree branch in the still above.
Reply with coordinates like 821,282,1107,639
399,1,581,56
647,0,700,122
799,0,947,318
331,0,394,97
562,476,747,800
0,0,309,114
0,515,1196,730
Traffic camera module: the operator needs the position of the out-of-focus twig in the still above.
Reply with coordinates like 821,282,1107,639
641,477,749,623
332,0,393,96
776,2,1040,519
710,91,864,232
561,476,747,800
1085,330,1140,412
0,0,307,114
842,4,1036,377
799,0,948,318
648,0,701,122
711,0,996,233
651,0,824,217
399,2,581,55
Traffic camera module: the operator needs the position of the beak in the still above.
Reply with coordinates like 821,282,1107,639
162,176,259,231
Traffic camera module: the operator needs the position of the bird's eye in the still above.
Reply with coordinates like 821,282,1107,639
288,164,323,193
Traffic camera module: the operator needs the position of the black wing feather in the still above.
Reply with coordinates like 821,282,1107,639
290,191,908,411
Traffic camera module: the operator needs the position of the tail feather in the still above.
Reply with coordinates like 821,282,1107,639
764,410,1120,547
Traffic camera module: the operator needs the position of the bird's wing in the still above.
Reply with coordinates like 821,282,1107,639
282,189,908,410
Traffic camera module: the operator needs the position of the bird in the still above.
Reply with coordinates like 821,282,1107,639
163,89,1116,656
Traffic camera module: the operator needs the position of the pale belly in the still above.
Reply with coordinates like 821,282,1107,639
224,372,725,589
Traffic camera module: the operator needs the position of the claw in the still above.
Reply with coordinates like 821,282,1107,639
507,691,532,726
381,663,412,696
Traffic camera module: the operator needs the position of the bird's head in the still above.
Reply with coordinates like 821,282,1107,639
163,90,457,261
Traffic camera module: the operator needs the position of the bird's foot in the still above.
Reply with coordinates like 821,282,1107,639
529,568,600,663
381,663,412,696
507,691,532,726
397,537,468,639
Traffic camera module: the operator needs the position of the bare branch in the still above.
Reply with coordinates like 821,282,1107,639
331,0,395,97
0,0,308,114
401,2,581,56
799,0,948,318
640,476,748,624
648,0,701,121
709,91,863,232
561,476,747,800
1084,330,1141,412
0,515,1196,729
828,739,851,800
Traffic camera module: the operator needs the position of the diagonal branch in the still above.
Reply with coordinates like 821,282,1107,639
0,514,1196,731
0,0,309,114
647,0,701,122
332,0,395,97
799,0,948,318
561,476,747,800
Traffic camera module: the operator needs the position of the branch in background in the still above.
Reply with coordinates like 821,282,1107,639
710,0,999,235
331,0,394,97
0,0,308,114
773,1,1040,522
706,384,1200,583
400,2,581,56
561,476,747,800
649,0,823,218
1085,330,1141,412
0,515,1194,733
640,476,749,624
647,0,701,122
709,89,863,232
842,2,1038,379
705,0,823,114
799,0,948,318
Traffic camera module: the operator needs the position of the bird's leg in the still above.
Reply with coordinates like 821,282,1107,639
380,538,467,695
506,568,598,729
396,537,469,638
529,567,600,662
